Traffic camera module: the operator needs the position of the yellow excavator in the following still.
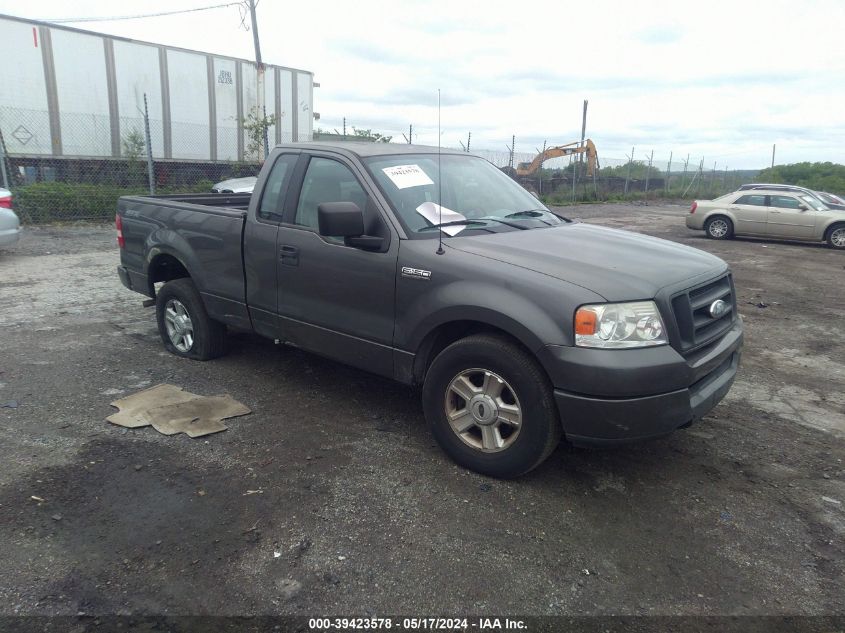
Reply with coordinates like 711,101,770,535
515,139,599,177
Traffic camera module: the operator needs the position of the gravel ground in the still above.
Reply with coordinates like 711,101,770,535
0,206,843,618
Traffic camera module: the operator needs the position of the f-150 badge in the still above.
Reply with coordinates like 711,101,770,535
401,266,432,280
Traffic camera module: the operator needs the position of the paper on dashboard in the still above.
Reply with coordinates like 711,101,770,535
415,202,468,236
382,164,434,189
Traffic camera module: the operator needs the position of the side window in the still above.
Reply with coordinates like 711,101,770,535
735,194,766,206
258,154,298,220
294,157,367,230
770,195,801,210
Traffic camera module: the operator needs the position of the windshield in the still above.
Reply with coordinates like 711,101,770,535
364,154,564,236
800,194,827,211
816,191,842,205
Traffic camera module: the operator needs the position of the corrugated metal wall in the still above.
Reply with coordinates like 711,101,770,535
0,14,314,160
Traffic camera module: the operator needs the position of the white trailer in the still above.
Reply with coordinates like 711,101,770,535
0,14,316,161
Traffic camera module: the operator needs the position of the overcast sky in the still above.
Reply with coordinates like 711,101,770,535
5,0,844,168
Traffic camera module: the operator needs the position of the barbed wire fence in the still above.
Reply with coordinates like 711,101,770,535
0,106,758,224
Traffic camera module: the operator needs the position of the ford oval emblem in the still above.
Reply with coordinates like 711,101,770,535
709,299,728,319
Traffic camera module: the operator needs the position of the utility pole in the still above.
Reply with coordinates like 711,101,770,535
711,161,717,194
624,146,635,195
771,143,776,168
506,135,516,170
466,131,471,153
579,99,588,168
538,140,546,196
665,151,673,193
644,150,654,194
248,0,266,159
143,93,155,195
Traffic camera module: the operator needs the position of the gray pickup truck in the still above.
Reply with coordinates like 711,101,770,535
117,142,743,477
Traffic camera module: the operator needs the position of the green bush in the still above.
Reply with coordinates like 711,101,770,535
13,180,215,224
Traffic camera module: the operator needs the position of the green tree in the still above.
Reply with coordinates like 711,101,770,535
351,127,392,143
755,162,845,195
121,128,146,186
242,109,278,162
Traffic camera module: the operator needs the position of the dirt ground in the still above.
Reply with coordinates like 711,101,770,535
0,204,843,619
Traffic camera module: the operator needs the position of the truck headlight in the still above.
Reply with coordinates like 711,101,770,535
574,301,668,348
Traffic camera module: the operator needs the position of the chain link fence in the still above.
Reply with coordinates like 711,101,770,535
0,104,283,223
0,105,760,224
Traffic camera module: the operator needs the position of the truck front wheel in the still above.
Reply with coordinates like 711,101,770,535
155,278,227,360
422,333,561,478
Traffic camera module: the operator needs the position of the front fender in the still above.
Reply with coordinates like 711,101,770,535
399,280,577,354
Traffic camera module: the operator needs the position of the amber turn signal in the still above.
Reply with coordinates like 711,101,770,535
574,307,598,335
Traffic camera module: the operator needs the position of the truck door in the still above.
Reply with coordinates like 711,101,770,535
275,153,398,378
766,194,817,239
243,152,301,339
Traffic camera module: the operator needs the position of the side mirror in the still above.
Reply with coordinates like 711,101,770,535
317,201,385,251
798,204,808,211
318,201,364,237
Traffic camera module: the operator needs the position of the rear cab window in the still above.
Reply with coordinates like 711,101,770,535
258,154,299,221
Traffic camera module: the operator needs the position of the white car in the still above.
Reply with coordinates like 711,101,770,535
211,176,257,193
0,187,20,248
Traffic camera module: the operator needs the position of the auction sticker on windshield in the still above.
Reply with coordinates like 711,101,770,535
382,164,434,189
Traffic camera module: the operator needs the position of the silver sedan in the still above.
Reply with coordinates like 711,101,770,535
0,187,20,249
686,189,845,249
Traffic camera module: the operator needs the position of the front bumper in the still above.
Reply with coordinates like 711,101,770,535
541,320,743,445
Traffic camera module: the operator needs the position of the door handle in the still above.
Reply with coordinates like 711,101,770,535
279,245,299,266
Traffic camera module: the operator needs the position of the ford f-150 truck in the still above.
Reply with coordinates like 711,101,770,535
117,142,743,478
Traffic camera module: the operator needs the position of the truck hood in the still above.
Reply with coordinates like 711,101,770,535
446,223,726,301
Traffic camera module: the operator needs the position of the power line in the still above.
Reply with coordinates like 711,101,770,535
36,2,242,24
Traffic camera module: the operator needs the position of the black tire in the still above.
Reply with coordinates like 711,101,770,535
155,278,227,360
825,223,845,250
704,215,733,240
422,333,561,478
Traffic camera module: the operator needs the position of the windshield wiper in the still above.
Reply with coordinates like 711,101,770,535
503,210,554,226
418,218,527,232
508,209,571,223
418,219,493,233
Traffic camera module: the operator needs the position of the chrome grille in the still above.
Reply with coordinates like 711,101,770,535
671,274,735,351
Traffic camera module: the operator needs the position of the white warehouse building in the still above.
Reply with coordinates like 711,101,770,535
0,14,316,162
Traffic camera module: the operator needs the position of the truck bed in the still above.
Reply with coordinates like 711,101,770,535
118,192,251,331
123,192,252,212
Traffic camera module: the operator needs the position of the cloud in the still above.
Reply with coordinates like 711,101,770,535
635,26,683,45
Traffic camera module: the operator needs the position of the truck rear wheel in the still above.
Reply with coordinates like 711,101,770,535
155,278,227,360
422,333,561,478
